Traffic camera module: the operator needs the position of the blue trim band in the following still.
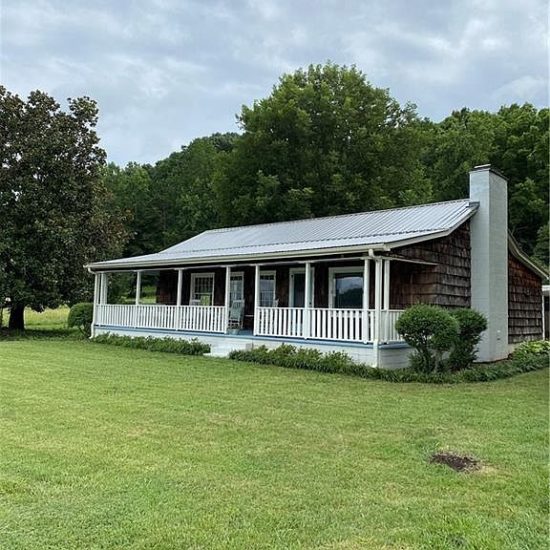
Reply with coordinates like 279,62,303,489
94,324,409,350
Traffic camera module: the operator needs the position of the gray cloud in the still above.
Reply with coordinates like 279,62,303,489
1,0,547,164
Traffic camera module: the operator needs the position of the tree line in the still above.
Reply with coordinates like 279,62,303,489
1,64,548,329
106,65,548,264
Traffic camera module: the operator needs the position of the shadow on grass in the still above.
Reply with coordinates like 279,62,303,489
0,328,85,341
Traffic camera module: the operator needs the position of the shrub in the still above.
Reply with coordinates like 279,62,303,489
228,342,548,384
92,334,210,355
67,303,93,337
448,308,488,371
395,305,458,373
228,345,368,376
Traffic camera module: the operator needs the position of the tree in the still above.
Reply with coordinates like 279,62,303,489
102,162,156,257
214,63,431,226
424,104,549,255
0,87,127,330
148,133,238,248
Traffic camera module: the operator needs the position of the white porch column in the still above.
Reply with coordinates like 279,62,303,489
362,258,370,343
176,269,183,306
100,272,108,304
135,271,142,305
176,269,183,331
91,272,99,337
304,261,312,339
542,294,546,340
133,270,142,327
224,266,231,333
373,259,383,366
383,259,391,342
253,265,260,335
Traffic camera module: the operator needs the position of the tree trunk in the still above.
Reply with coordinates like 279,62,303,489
8,303,25,330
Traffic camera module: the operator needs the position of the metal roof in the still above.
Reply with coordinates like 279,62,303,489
88,199,478,270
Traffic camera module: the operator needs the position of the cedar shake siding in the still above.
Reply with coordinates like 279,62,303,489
508,252,543,343
390,222,471,309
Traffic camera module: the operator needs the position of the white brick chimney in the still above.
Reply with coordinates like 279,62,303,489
469,165,509,361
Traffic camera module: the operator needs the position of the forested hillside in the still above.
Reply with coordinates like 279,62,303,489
102,64,547,265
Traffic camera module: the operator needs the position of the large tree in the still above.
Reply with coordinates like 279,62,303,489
0,87,126,330
214,63,431,226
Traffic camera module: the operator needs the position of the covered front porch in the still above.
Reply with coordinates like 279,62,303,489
92,256,427,345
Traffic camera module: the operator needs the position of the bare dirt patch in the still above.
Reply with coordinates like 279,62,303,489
430,452,480,472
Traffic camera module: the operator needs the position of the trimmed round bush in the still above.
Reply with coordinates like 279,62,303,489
67,302,93,337
448,308,488,371
395,305,458,373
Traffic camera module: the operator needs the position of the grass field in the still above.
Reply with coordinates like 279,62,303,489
0,328,548,549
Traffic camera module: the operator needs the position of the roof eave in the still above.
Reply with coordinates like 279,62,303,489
508,233,548,280
85,242,390,271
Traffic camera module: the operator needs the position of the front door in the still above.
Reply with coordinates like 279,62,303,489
290,268,314,307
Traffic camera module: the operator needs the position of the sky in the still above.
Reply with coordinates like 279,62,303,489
1,0,547,165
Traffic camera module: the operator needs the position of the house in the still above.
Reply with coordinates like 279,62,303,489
87,165,546,368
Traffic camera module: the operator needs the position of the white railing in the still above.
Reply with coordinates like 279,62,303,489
96,304,227,333
381,309,403,342
256,307,305,337
95,304,405,343
255,307,403,343
307,308,365,342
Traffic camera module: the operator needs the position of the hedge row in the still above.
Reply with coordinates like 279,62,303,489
92,334,210,355
228,341,549,384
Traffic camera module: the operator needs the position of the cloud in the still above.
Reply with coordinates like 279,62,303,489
1,0,547,164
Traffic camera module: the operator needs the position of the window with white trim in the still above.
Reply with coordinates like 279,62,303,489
190,273,214,305
259,271,276,307
329,267,364,309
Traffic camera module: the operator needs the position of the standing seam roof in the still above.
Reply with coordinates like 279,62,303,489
88,199,478,268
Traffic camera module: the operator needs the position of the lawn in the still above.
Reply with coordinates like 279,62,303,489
0,336,547,550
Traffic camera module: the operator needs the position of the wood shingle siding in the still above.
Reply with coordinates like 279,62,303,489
508,253,543,343
390,222,471,309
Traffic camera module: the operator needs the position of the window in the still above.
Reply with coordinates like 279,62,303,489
329,268,364,309
259,271,276,307
229,272,244,306
190,273,214,305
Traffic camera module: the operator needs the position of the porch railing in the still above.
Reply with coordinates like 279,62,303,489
255,307,403,343
95,304,404,343
96,304,227,333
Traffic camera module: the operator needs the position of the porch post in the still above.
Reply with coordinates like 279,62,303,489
176,269,183,331
373,259,383,367
176,269,183,306
383,259,391,342
253,265,260,335
135,270,142,305
224,266,231,333
362,258,370,343
542,293,546,340
100,272,108,304
134,270,142,328
304,261,312,339
91,272,99,337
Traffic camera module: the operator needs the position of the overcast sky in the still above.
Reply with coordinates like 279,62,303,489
1,0,547,165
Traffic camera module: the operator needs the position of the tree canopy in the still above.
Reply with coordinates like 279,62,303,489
214,63,431,226
0,87,127,329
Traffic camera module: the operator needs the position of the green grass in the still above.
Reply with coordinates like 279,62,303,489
0,339,548,549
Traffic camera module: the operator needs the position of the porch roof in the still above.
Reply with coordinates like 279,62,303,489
88,199,478,270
